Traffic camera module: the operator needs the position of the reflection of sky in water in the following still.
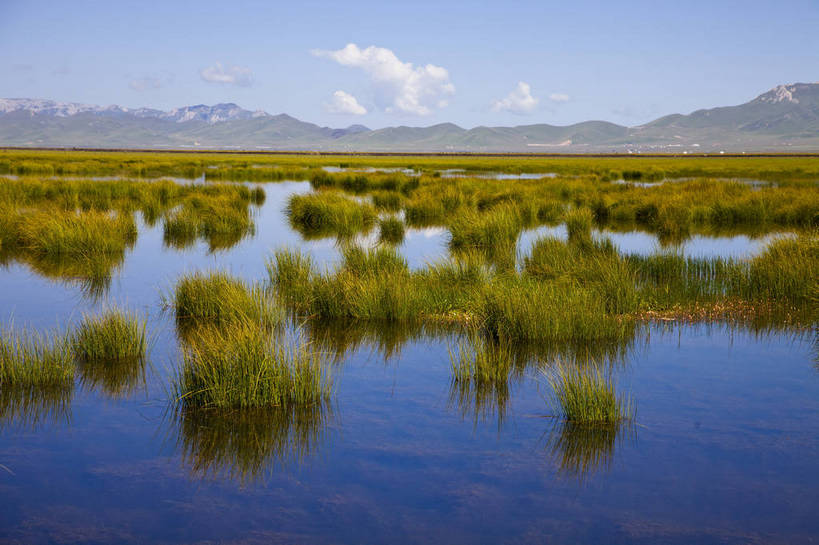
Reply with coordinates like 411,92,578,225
0,178,817,543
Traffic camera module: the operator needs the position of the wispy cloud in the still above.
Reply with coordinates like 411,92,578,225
312,44,454,115
326,90,367,115
200,62,253,87
549,93,570,103
129,76,163,92
491,81,539,114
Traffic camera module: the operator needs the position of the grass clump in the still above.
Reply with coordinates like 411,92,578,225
172,271,280,328
287,191,376,238
0,325,75,428
72,308,147,364
448,204,522,250
14,208,137,257
173,322,332,410
545,361,633,424
378,216,406,245
0,326,75,391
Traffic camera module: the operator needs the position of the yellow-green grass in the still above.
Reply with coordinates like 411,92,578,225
171,271,280,329
378,216,405,245
173,322,333,410
0,325,75,428
545,361,634,424
5,149,819,181
286,191,377,238
71,308,148,364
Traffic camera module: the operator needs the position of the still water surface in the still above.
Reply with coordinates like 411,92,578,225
1,178,817,544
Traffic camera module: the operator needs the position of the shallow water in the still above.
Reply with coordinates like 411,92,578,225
1,178,818,544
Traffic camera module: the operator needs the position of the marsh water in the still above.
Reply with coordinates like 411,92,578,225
1,177,818,544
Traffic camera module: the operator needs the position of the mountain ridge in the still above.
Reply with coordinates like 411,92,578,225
2,83,818,152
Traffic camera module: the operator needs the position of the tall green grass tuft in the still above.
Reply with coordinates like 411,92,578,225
564,207,594,246
173,322,332,410
448,204,522,250
287,191,376,238
0,325,75,428
378,216,406,245
545,361,634,424
72,308,147,364
14,208,137,257
171,271,281,328
0,326,75,391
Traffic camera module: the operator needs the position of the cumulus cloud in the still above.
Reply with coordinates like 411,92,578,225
312,44,454,115
549,93,570,103
492,81,539,114
200,62,253,87
326,90,367,115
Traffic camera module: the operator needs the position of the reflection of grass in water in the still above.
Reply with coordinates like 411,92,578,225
0,326,74,430
72,308,148,399
545,420,634,484
448,333,514,427
172,402,333,485
14,250,125,301
0,386,72,431
77,354,147,399
303,315,454,363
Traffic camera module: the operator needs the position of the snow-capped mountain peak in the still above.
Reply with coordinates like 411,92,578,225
0,99,267,124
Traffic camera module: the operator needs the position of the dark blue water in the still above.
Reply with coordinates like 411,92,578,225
1,180,817,544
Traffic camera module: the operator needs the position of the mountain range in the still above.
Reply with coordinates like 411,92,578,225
1,83,818,152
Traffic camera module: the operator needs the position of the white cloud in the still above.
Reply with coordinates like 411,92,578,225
549,93,570,103
200,63,253,87
492,81,539,114
129,76,162,92
312,44,454,116
326,90,367,115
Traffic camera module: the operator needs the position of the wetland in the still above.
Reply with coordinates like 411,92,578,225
0,150,817,544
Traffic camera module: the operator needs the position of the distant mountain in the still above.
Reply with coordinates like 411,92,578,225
1,83,818,152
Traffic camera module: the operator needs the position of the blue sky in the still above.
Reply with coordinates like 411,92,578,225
2,0,817,129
